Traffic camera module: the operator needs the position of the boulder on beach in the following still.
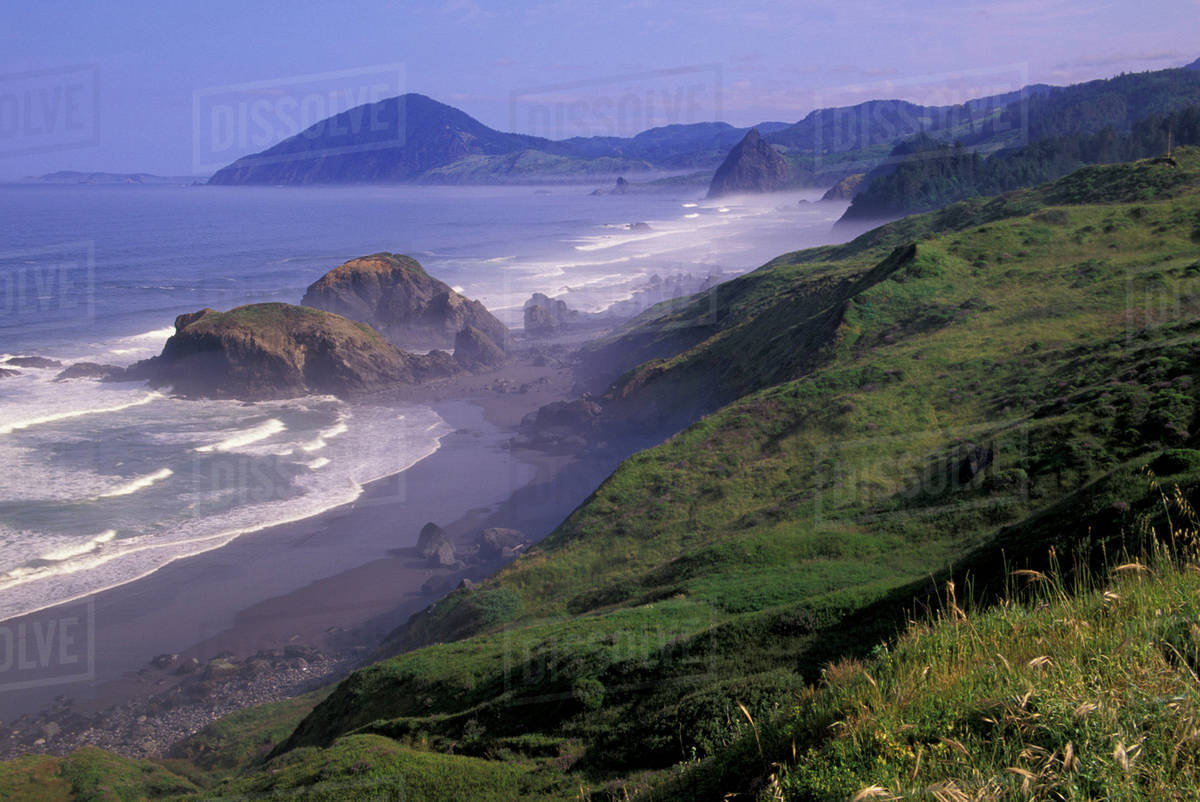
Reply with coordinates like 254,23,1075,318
431,541,457,568
302,253,508,352
511,398,605,452
416,522,449,558
477,527,528,562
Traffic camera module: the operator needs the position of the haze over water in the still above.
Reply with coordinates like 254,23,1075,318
0,182,851,622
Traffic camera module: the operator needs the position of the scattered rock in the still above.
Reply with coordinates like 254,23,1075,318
55,362,127,381
4,356,62,369
477,528,528,562
0,368,18,378
432,541,457,568
174,657,200,675
150,654,178,670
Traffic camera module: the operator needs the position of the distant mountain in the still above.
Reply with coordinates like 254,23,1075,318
706,128,791,197
21,171,199,185
209,64,1200,187
1188,56,1200,71
208,94,551,185
209,94,758,185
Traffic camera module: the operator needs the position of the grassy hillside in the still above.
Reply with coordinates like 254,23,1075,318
2,151,1199,800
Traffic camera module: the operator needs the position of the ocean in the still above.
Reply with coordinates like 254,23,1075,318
0,181,849,622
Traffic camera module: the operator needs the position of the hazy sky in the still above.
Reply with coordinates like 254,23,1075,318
1,0,1196,178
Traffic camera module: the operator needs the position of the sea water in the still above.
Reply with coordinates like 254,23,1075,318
0,181,849,621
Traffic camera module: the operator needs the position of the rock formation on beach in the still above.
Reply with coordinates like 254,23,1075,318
452,325,507,371
523,293,581,335
416,522,449,559
302,253,508,353
706,128,792,198
131,303,458,400
821,172,866,201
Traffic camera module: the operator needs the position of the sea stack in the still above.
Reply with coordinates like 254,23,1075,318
706,128,791,198
131,303,459,400
302,253,508,354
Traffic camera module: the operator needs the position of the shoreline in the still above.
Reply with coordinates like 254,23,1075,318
0,353,624,758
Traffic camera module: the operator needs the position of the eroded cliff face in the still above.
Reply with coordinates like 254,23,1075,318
301,253,508,353
706,128,792,198
135,303,459,400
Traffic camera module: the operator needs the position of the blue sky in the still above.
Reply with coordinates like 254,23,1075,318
1,0,1196,178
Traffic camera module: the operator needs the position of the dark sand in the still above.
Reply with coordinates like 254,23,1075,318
0,359,621,733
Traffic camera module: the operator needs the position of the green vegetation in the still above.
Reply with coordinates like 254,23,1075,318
844,106,1200,220
655,499,1200,800
3,151,1200,799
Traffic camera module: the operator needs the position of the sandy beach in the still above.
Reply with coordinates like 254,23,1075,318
0,354,625,756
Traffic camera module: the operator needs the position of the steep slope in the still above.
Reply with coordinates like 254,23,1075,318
266,153,1200,789
705,128,792,197
301,252,508,352
581,147,1200,434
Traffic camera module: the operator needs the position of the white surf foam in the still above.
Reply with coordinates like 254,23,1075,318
97,468,174,499
38,530,117,562
195,418,286,453
0,392,165,436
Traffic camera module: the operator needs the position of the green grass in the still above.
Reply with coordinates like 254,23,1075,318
652,490,1200,800
3,151,1200,800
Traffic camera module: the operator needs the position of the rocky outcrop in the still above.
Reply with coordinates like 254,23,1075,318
55,362,126,381
523,293,581,335
706,128,791,198
0,368,18,378
302,253,508,352
5,356,62,369
131,303,458,400
453,325,506,371
821,173,866,201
